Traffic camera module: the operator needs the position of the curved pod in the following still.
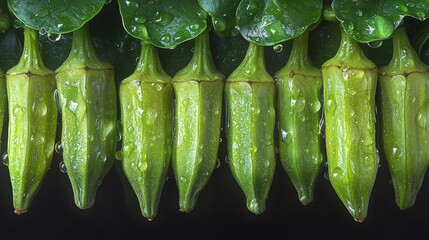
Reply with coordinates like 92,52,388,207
6,27,58,214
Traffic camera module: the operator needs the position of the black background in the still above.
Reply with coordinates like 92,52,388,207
1,1,429,240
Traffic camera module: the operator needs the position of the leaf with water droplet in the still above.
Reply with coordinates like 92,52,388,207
236,0,323,46
8,0,105,34
198,0,240,37
118,0,207,48
332,0,429,43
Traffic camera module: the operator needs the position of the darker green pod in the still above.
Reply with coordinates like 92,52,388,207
172,30,224,213
379,27,429,210
225,42,276,214
55,24,117,209
119,42,173,221
274,30,323,205
321,29,379,222
6,27,58,214
0,69,6,149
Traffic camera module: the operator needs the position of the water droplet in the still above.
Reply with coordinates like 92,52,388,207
417,11,426,21
13,19,24,29
273,44,283,53
36,8,50,18
215,158,221,168
135,57,140,63
312,100,321,113
323,171,329,180
59,161,67,173
153,11,174,26
54,141,63,155
2,152,8,166
189,23,200,32
115,151,123,161
332,167,344,179
392,147,398,156
161,33,171,43
147,0,154,5
327,99,337,113
134,16,147,24
406,2,415,8
39,28,47,35
295,97,306,112
53,89,62,113
345,22,354,31
367,40,383,48
219,137,223,143
355,9,363,17
246,2,258,14
416,107,428,128
179,176,187,182
213,17,226,32
105,0,112,4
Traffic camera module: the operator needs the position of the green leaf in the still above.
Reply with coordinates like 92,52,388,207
118,0,207,49
198,0,239,37
7,0,106,34
332,0,429,43
236,0,323,46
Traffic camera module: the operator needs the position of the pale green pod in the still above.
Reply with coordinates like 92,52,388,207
55,24,117,209
6,27,58,214
379,27,429,210
172,30,224,213
120,42,172,221
225,42,276,214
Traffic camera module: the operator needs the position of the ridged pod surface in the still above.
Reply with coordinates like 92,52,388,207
55,24,117,209
119,42,173,221
379,27,429,210
321,29,379,222
274,30,324,205
172,30,224,212
225,42,276,214
0,69,6,149
6,27,58,214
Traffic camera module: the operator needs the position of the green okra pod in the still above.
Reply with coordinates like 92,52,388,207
172,30,224,213
6,26,58,214
321,29,379,222
119,42,173,221
0,69,6,149
379,26,429,210
225,42,276,214
274,30,324,205
55,24,117,209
